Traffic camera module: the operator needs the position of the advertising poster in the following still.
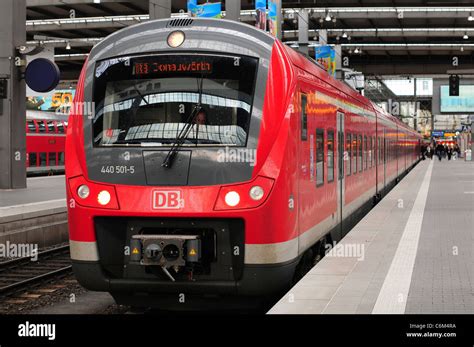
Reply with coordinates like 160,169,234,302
255,0,267,31
268,0,281,38
26,89,75,113
315,45,336,77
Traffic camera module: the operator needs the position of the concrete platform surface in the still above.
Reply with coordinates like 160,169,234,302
0,176,66,208
269,159,474,314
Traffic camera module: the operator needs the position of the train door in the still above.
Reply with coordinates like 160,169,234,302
337,111,345,239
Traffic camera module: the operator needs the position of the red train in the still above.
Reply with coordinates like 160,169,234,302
66,18,421,308
26,110,68,175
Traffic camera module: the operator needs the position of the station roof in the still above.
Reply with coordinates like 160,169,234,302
25,0,474,79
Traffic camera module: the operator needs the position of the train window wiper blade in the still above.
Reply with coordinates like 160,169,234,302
162,76,204,169
161,105,202,168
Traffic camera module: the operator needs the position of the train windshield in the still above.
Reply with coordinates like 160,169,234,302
92,54,258,147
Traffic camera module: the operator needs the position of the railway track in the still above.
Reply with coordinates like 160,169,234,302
0,245,72,297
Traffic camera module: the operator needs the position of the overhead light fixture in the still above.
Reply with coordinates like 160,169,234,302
348,49,353,54
66,42,71,50
332,17,337,23
354,47,360,54
347,36,352,41
461,46,465,52
469,13,474,21
325,11,332,22
463,33,469,39
93,0,101,3
342,31,348,38
319,17,324,24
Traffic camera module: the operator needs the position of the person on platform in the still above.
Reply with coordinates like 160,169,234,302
426,145,432,160
447,146,453,160
436,143,444,161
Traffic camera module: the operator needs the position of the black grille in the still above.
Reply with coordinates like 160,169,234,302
167,18,194,28
94,217,245,282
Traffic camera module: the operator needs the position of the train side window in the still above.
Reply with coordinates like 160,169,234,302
29,153,37,167
352,134,357,174
369,137,373,168
358,135,362,172
380,137,383,164
346,134,351,176
57,123,65,134
47,121,56,133
316,129,324,186
58,153,65,165
27,121,36,133
37,121,47,133
364,135,368,171
49,153,57,166
301,94,308,141
40,153,47,166
372,136,375,167
327,130,334,183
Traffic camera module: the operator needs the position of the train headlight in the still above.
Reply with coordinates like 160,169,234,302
249,186,265,201
224,191,240,207
77,185,90,199
97,190,111,206
167,31,185,48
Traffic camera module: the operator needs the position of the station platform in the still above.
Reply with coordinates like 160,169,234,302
0,176,67,249
269,159,474,314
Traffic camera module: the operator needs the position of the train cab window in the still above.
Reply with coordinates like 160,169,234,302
316,129,324,186
27,121,36,133
301,94,308,141
39,153,47,166
47,121,56,133
49,153,57,166
364,135,368,171
37,121,46,133
327,130,334,183
346,134,351,176
29,153,37,167
358,135,362,172
93,54,259,147
352,134,357,174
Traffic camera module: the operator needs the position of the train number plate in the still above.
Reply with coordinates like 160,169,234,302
152,190,184,210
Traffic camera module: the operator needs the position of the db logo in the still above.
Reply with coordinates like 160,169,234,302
152,190,184,210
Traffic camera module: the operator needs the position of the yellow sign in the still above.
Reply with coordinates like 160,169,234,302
132,248,140,254
189,249,197,256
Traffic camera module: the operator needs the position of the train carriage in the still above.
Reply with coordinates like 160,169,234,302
65,18,421,308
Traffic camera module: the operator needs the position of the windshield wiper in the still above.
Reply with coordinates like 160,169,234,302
161,104,202,168
162,76,204,169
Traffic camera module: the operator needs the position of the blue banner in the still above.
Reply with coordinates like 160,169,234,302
187,0,197,16
188,1,222,18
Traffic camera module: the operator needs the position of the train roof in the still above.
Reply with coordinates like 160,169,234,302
282,44,420,137
26,110,69,122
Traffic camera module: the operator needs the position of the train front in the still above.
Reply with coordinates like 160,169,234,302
66,18,296,306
